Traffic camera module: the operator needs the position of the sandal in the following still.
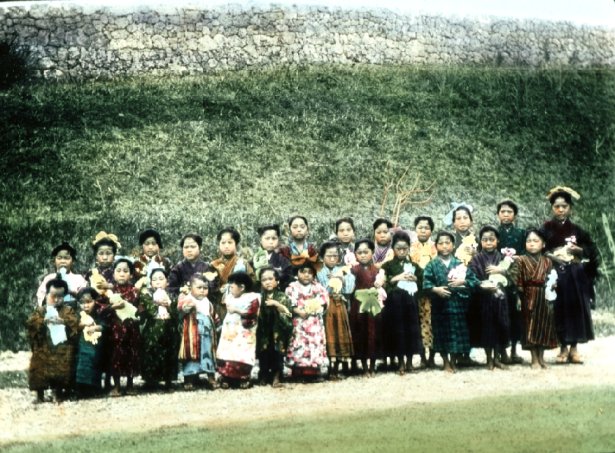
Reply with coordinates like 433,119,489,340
555,351,569,364
568,351,584,364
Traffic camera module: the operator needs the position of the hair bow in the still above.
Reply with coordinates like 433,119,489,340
546,186,580,201
92,231,122,249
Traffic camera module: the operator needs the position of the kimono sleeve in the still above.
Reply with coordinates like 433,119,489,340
422,261,437,291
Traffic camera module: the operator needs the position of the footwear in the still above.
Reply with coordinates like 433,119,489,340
568,351,584,364
555,351,569,364
183,383,194,391
493,360,508,370
109,388,122,397
510,355,524,365
239,381,251,389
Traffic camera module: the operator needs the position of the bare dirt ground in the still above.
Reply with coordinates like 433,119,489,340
1,337,614,446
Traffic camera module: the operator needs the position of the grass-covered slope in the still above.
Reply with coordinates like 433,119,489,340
1,65,614,349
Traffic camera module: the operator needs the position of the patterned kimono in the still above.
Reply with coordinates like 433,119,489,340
499,224,526,345
469,251,510,350
217,292,260,380
75,308,106,391
133,253,172,281
454,231,480,347
540,219,597,344
139,288,178,385
286,280,329,376
211,255,254,320
27,303,79,391
279,242,319,271
514,255,557,349
256,289,293,379
317,265,355,361
423,256,478,355
36,271,87,308
410,240,437,349
381,257,424,358
373,244,392,267
84,265,114,285
178,294,217,377
252,250,293,291
349,263,382,360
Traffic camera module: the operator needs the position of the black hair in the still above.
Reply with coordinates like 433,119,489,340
180,233,203,248
45,275,68,295
189,273,208,286
288,215,309,228
496,200,519,216
392,231,411,248
319,240,341,259
77,287,100,302
258,266,280,282
549,191,573,206
335,217,355,233
479,225,500,240
92,238,118,255
414,216,435,231
228,271,253,292
355,238,375,252
372,218,393,231
453,206,473,223
217,227,241,245
525,227,547,243
294,261,316,275
51,242,77,260
139,228,163,248
435,231,455,245
149,268,168,280
113,257,135,275
257,224,281,238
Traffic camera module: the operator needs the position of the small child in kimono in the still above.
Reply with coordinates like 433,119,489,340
85,231,121,293
252,224,293,291
75,287,106,398
36,242,87,309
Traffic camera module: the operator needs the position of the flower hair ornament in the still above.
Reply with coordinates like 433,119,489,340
546,186,581,201
443,202,473,228
92,231,122,250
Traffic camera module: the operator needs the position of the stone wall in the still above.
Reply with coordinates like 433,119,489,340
1,1,614,79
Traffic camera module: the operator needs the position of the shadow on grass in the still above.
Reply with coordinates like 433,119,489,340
0,370,27,389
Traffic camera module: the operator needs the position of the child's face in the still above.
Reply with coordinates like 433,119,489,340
355,243,373,265
96,245,115,268
151,272,168,290
393,240,410,259
415,220,432,243
322,247,340,269
374,223,391,246
229,283,244,298
182,238,200,262
336,222,354,245
436,236,454,257
260,229,279,253
289,218,308,241
219,233,237,257
453,211,472,233
190,279,209,300
260,270,278,292
54,250,73,271
497,205,516,226
46,286,65,307
142,237,160,258
525,232,545,255
552,197,571,222
114,262,132,285
297,268,315,285
480,231,498,253
79,294,96,314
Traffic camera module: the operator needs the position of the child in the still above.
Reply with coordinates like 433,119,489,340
372,218,394,268
381,231,424,374
85,231,121,293
286,262,329,381
423,232,479,373
138,268,178,390
514,228,558,369
168,233,219,298
316,241,355,379
27,276,79,403
178,274,218,390
334,217,357,266
133,228,172,282
350,238,385,376
410,216,437,368
75,287,106,399
252,224,293,291
496,200,526,365
36,242,87,309
217,271,261,389
104,258,141,396
469,226,511,370
278,215,319,270
256,267,293,387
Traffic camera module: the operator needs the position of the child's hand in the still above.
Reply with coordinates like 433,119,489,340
486,265,503,275
182,303,193,313
180,285,190,295
134,277,148,290
433,286,451,298
448,279,465,288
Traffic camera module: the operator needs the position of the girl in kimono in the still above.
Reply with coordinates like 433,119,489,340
316,241,355,379
279,215,319,271
217,272,261,389
27,277,79,403
410,216,437,368
514,228,558,369
252,224,293,291
381,231,424,374
133,228,172,282
75,287,106,398
168,233,219,298
350,238,385,376
36,242,87,309
286,262,329,381
178,273,218,390
469,226,511,370
85,231,121,293
139,268,178,390
423,232,479,373
372,218,394,268
256,267,293,387
335,217,357,267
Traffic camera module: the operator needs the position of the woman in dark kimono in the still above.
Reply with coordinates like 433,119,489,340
540,187,598,364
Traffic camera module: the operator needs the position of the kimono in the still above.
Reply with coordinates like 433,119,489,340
514,255,558,349
211,255,255,320
410,239,437,350
286,280,329,376
256,289,293,379
84,265,114,286
36,271,87,308
279,242,319,271
178,294,217,377
317,265,355,361
423,256,478,355
349,263,382,361
381,257,424,358
75,308,106,392
139,288,178,385
217,292,260,380
168,259,220,297
498,224,526,344
469,251,511,350
27,303,79,392
133,253,172,281
540,219,597,344
373,243,392,267
251,249,293,291
453,231,480,346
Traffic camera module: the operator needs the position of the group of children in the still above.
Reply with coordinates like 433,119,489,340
28,186,599,402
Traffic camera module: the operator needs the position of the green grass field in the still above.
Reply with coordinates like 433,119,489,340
3,386,614,452
1,65,614,350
